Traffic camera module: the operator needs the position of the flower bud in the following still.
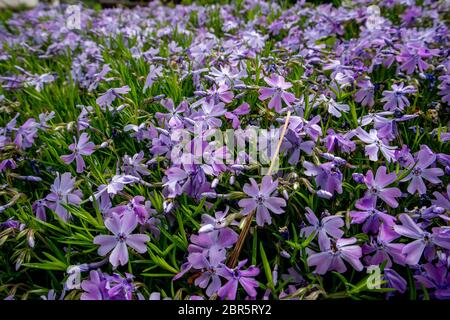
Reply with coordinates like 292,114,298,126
211,178,219,189
352,173,365,184
317,190,333,199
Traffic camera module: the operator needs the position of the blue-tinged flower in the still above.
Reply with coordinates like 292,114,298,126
61,132,95,173
393,214,450,265
356,166,402,209
238,176,286,226
45,172,83,222
93,212,150,267
217,259,260,300
300,208,344,249
307,238,364,275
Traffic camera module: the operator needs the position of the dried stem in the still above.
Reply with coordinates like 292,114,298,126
227,111,291,268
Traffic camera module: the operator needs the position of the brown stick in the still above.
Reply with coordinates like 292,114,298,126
227,111,292,268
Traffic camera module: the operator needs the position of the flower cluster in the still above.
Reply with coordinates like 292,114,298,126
0,0,449,300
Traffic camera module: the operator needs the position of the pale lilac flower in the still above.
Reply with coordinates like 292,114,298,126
307,238,364,275
323,129,356,154
93,212,150,267
238,176,286,226
143,65,163,93
355,127,397,162
432,185,450,210
393,214,450,265
355,79,375,107
199,207,238,233
258,75,295,113
14,118,39,150
356,166,401,209
381,83,416,111
81,270,109,300
192,100,226,128
61,132,95,173
121,152,150,178
156,99,188,129
217,259,260,300
300,208,344,249
96,86,130,108
45,172,82,222
327,98,350,118
401,146,444,195
397,46,438,75
92,174,140,200
303,161,343,196
208,65,245,86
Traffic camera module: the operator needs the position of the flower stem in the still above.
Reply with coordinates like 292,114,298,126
227,111,291,268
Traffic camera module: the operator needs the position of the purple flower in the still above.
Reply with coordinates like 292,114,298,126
258,75,295,113
189,229,238,267
174,228,238,287
362,224,405,268
199,207,238,233
327,98,349,118
45,172,82,222
384,268,407,294
156,98,188,129
92,174,140,201
0,158,16,172
238,176,286,226
397,46,438,75
96,86,130,108
323,129,356,154
381,83,416,111
93,212,150,267
143,65,162,93
303,161,343,196
355,127,397,162
401,146,444,195
300,208,344,249
356,166,401,209
187,254,222,297
14,118,39,150
106,273,136,300
206,82,234,104
32,199,47,221
107,195,153,225
217,259,260,300
393,214,450,265
354,79,375,107
307,238,364,275
415,263,450,299
350,204,396,234
121,152,150,178
432,185,450,210
225,102,250,129
61,132,95,173
192,100,226,128
81,270,109,300
281,129,315,165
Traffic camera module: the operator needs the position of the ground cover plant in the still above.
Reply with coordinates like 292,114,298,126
0,0,449,300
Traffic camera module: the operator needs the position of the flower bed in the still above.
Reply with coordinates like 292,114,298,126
0,0,449,300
